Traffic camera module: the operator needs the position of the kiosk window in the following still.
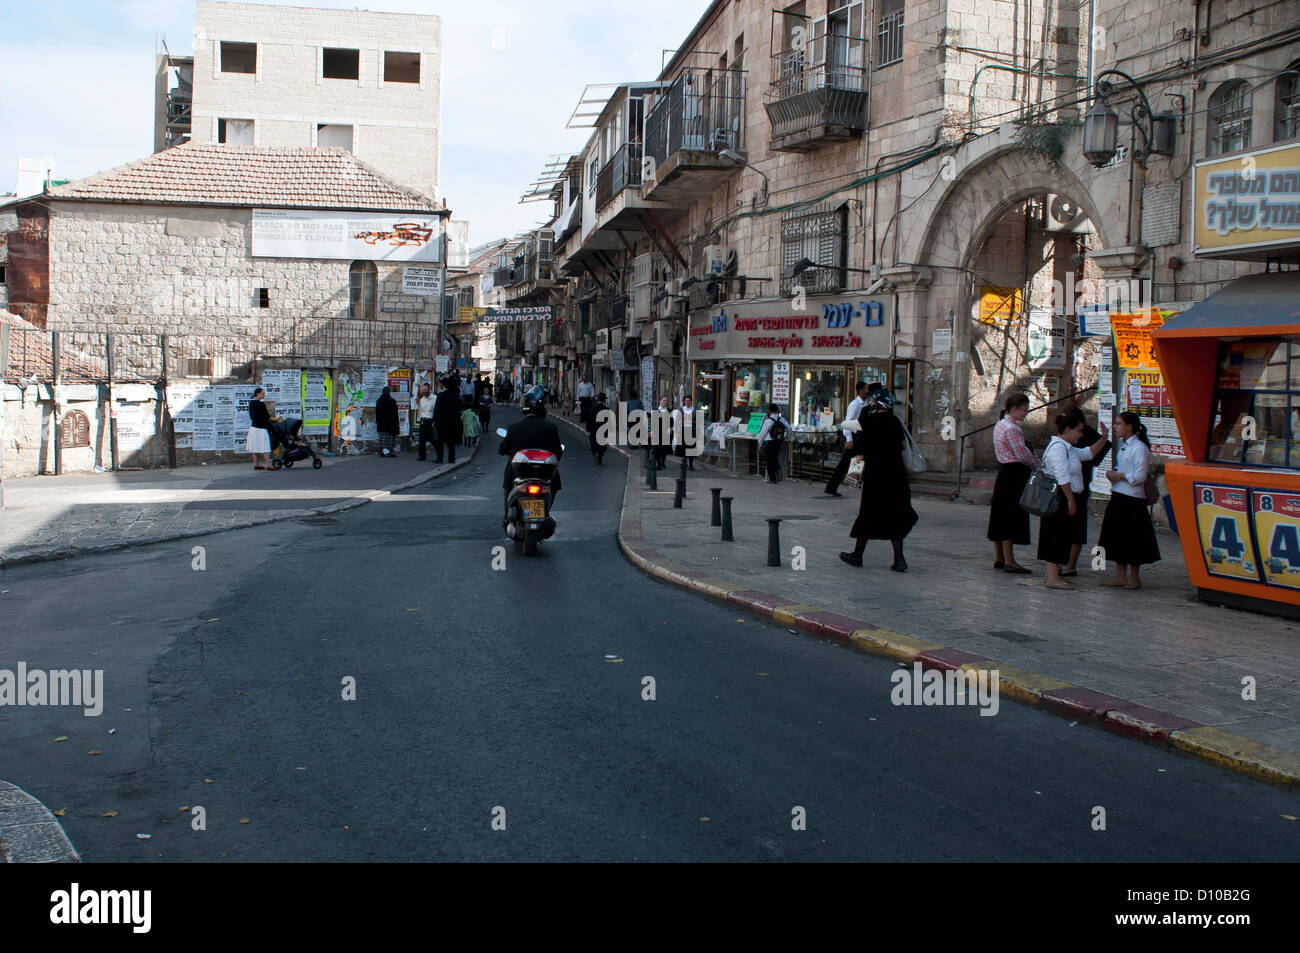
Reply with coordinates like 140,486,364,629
1208,338,1298,468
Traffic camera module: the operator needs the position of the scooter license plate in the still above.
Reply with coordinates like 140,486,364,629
522,500,545,519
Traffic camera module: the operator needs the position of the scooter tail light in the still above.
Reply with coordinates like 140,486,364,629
527,484,542,495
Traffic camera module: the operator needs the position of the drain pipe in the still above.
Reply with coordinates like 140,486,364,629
1086,0,1096,92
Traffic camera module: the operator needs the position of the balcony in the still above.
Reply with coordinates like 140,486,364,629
764,54,869,153
596,143,643,211
643,67,746,207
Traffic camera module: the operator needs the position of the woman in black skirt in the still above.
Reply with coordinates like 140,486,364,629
1039,412,1109,589
839,392,917,572
1098,411,1161,589
987,393,1036,573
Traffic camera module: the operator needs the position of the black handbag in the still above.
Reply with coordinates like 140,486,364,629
1019,468,1062,517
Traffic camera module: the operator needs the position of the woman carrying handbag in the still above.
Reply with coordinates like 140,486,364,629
1038,413,1108,590
1097,411,1161,589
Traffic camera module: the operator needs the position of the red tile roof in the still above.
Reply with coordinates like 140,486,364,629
42,144,442,213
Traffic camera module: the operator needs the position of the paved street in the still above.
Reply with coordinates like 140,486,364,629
1,408,1297,862
0,451,472,566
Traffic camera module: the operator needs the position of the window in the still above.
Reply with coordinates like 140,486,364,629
220,41,256,74
317,123,354,152
1208,338,1300,468
589,156,599,195
1276,65,1300,142
255,287,270,309
384,51,420,84
876,0,904,68
323,47,360,80
349,261,377,320
217,118,254,145
780,202,848,296
1207,80,1253,156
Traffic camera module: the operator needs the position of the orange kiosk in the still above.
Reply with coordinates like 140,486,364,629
1152,272,1300,618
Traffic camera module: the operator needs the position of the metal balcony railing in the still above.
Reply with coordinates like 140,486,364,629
765,51,868,143
644,67,746,172
595,142,643,210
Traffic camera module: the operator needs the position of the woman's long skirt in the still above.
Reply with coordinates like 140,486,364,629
987,462,1032,544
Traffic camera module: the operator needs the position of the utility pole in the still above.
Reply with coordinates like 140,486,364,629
0,322,9,509
436,223,448,378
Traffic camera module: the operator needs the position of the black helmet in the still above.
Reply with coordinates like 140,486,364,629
527,400,548,417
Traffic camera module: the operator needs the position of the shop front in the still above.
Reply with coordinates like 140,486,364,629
688,294,897,478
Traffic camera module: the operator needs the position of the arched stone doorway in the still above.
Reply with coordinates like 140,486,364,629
897,133,1124,472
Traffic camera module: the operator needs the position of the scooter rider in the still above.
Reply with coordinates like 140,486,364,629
499,400,564,512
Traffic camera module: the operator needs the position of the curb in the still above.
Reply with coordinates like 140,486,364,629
0,447,479,570
613,459,1300,793
0,780,80,863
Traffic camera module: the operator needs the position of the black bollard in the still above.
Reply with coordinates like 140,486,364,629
720,496,734,542
766,518,782,567
710,487,722,527
674,477,686,508
648,452,658,490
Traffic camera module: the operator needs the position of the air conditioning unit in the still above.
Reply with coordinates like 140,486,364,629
1045,194,1087,233
566,281,578,299
652,320,675,356
632,283,663,320
704,244,735,277
633,252,663,287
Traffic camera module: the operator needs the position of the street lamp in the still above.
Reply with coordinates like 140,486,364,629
718,148,769,207
1083,69,1177,167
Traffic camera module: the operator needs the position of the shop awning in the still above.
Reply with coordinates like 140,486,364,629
1155,272,1300,337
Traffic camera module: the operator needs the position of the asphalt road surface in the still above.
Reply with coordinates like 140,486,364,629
1,407,1297,861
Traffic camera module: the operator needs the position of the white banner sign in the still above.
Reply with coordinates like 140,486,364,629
252,209,442,262
402,266,443,296
772,361,791,404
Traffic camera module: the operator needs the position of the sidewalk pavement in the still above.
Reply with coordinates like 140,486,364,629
608,444,1300,791
0,444,481,568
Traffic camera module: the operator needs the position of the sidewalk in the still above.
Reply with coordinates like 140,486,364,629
614,452,1300,789
0,445,479,567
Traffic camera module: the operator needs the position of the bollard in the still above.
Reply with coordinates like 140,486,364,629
766,518,782,567
674,477,686,508
710,487,723,527
648,452,658,490
720,496,734,541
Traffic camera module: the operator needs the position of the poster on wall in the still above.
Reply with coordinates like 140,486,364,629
302,372,332,436
114,403,154,453
167,382,201,433
641,356,655,409
1193,483,1261,583
232,385,258,450
251,209,442,262
1110,310,1169,370
402,266,442,296
363,364,389,405
772,361,791,404
214,386,236,451
1252,489,1300,591
1123,369,1185,457
272,370,303,420
388,368,412,437
1027,309,1065,370
193,386,216,451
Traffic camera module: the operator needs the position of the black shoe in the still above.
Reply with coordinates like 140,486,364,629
839,552,863,567
890,559,908,572
825,489,843,497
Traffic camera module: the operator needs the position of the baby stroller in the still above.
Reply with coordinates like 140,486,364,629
268,418,323,470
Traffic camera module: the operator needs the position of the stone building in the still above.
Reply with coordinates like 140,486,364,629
531,0,1299,483
0,143,452,474
155,0,443,197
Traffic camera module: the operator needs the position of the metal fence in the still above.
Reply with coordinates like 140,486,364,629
645,67,746,169
1,317,444,384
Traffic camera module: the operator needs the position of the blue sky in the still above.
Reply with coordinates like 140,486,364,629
0,0,709,244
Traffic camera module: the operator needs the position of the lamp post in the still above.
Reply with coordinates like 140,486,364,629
1082,69,1177,167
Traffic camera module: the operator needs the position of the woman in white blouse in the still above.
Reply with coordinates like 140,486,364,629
1038,412,1109,589
1097,411,1161,589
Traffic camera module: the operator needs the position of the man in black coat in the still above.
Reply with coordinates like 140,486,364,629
432,378,463,463
499,401,564,511
375,386,400,457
